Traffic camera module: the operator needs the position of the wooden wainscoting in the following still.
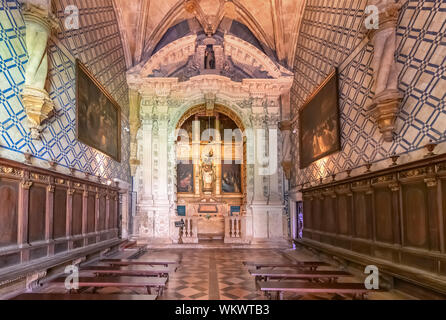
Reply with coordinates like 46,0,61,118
298,153,446,295
0,157,120,273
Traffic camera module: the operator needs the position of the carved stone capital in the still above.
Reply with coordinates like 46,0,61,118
368,89,402,142
47,184,55,193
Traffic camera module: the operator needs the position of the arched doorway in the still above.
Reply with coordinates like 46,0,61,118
175,105,247,243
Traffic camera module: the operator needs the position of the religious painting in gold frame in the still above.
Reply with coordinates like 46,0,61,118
299,69,341,168
222,163,242,193
76,59,121,162
177,163,194,193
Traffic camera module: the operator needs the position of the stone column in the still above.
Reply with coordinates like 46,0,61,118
214,113,222,195
193,114,201,196
251,112,266,204
20,1,59,139
152,99,171,242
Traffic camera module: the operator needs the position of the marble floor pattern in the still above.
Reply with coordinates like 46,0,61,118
41,247,414,300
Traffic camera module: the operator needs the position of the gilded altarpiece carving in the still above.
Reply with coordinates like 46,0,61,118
176,107,245,241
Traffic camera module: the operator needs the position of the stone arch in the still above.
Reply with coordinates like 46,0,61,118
174,104,246,132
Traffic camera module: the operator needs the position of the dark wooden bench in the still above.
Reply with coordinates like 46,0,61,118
260,282,377,300
81,265,172,280
53,276,167,295
101,258,178,268
243,261,329,270
11,293,157,300
120,241,138,249
249,270,351,282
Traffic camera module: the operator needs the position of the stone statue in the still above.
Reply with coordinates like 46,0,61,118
367,0,404,142
20,1,59,139
204,46,216,69
368,0,402,95
201,163,215,192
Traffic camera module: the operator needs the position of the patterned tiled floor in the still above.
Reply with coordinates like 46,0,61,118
41,247,414,300
152,249,290,300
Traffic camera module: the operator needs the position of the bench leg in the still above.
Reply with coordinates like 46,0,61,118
146,287,152,295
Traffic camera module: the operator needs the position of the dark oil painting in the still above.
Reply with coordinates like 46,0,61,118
222,164,241,193
76,60,121,162
299,70,341,168
177,163,194,193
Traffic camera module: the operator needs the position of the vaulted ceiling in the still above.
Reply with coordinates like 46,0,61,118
113,0,306,69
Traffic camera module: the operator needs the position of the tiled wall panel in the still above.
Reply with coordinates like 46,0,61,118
0,0,130,182
291,0,446,187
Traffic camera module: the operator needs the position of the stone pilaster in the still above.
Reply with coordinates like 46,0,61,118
129,89,141,176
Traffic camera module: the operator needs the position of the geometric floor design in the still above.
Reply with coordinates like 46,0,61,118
40,247,414,300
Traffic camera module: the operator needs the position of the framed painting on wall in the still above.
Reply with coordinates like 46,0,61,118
299,69,341,168
222,164,241,193
76,59,121,162
177,163,194,193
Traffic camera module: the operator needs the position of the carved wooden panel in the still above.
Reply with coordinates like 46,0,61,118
301,154,446,293
323,196,336,233
312,197,321,231
374,188,393,243
99,195,106,231
0,180,18,246
109,197,116,229
402,182,428,248
53,188,67,239
72,192,83,236
28,185,46,242
337,194,350,235
442,179,446,251
353,192,368,239
303,199,312,230
0,157,121,273
87,194,95,233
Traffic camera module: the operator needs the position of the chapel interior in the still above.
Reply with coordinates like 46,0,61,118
0,0,445,301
